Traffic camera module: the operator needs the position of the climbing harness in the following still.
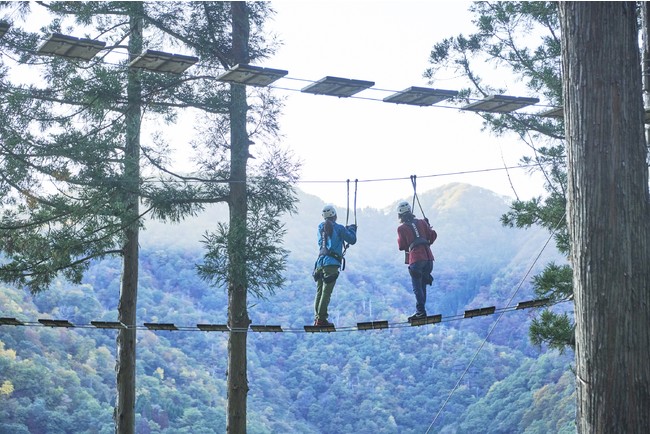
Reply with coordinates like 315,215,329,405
408,221,430,251
313,219,340,281
403,175,435,263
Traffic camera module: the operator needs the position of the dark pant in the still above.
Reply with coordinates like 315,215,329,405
314,265,340,321
408,260,433,315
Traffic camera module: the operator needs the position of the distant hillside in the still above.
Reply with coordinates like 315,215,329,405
144,182,562,268
0,182,574,434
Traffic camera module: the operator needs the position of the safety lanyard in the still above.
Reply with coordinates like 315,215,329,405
410,175,428,221
340,179,358,271
345,179,358,226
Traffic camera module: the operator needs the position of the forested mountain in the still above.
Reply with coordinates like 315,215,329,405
0,183,575,433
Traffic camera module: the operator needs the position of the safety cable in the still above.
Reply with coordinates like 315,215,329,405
139,163,550,185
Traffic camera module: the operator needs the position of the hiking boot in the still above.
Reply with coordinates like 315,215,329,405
314,320,334,327
408,312,427,322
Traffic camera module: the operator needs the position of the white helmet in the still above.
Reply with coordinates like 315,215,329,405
322,204,337,219
397,200,411,215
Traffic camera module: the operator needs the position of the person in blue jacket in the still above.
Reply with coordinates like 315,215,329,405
312,204,357,326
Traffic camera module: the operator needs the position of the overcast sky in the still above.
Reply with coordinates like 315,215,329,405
264,1,547,210
4,1,549,212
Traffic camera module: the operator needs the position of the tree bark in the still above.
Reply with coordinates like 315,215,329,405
559,2,650,433
227,2,251,433
115,4,143,434
643,1,650,160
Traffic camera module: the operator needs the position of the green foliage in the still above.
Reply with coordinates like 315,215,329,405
529,310,574,353
0,3,183,292
194,94,300,299
456,353,575,433
532,262,572,301
198,201,291,299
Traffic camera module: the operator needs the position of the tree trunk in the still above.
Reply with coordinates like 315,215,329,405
115,4,143,434
227,2,251,433
559,2,650,433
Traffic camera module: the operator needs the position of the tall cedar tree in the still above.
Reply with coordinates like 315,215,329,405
152,2,299,430
559,2,650,432
225,3,251,432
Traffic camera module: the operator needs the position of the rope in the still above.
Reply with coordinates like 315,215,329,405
341,179,358,269
345,178,358,225
410,175,427,220
353,179,358,225
346,179,351,226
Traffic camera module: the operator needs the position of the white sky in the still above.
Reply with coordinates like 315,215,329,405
264,1,547,209
3,1,549,211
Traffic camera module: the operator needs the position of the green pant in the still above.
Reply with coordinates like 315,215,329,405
314,265,340,321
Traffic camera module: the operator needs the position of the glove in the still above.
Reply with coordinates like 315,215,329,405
424,217,430,225
347,224,357,232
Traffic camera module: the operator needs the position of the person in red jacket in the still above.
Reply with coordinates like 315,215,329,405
396,201,437,321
